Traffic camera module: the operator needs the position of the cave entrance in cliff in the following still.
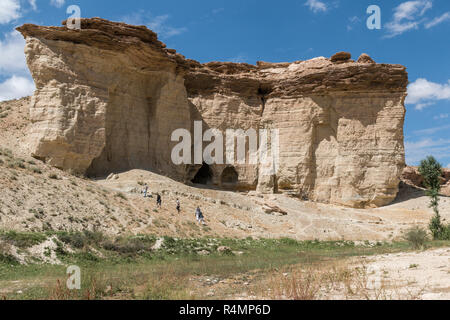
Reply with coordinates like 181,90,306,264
258,83,273,114
221,166,239,189
191,162,213,185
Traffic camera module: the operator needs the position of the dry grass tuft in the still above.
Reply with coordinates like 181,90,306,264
261,261,425,300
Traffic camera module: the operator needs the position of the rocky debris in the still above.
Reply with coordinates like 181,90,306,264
330,51,351,62
151,237,165,250
217,246,233,255
17,18,408,208
224,220,253,231
357,53,375,64
401,166,450,196
262,204,288,216
401,167,425,187
443,182,450,197
106,173,120,181
256,61,291,69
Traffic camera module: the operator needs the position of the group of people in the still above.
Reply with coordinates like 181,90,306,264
141,183,206,225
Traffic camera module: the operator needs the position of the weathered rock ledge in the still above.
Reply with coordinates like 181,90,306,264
17,18,408,208
402,166,450,196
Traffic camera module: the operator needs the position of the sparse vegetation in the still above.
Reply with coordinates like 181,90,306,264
31,167,42,174
1,231,449,300
0,231,47,249
403,226,428,249
419,156,450,240
115,192,127,200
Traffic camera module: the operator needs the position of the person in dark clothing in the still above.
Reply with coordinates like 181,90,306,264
156,193,162,208
195,207,205,225
176,199,181,214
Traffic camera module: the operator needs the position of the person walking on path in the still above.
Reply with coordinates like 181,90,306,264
195,207,205,225
142,184,149,198
156,193,162,208
176,199,181,214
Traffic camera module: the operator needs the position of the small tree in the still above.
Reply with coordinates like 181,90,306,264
418,156,443,240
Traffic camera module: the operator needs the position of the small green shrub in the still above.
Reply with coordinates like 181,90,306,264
437,224,450,241
404,226,428,249
58,233,85,249
57,230,105,249
32,167,42,174
0,231,47,249
0,253,19,265
115,192,127,200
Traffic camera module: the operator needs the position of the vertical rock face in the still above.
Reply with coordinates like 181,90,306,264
17,18,408,208
185,58,407,207
18,19,192,179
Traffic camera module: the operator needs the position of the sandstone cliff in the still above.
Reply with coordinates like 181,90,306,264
17,18,408,208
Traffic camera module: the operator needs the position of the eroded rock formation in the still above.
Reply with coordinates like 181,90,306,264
17,18,408,207
402,166,450,196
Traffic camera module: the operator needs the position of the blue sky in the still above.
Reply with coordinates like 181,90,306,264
0,0,449,167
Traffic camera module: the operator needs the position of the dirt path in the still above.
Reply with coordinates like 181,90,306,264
95,169,450,241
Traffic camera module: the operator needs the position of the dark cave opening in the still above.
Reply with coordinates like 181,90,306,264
258,84,272,114
221,166,239,186
191,162,213,185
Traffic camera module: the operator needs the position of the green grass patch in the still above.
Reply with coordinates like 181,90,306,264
0,231,47,249
0,231,448,300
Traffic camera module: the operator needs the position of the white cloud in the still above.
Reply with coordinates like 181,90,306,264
413,124,450,136
0,75,35,102
226,53,249,63
122,12,187,39
148,15,187,38
212,8,224,15
384,1,432,38
0,29,33,102
446,163,450,168
50,0,65,8
29,0,37,11
0,30,28,75
414,102,435,110
405,138,450,165
433,113,449,120
425,11,450,28
406,78,450,109
305,0,327,13
0,0,21,24
393,0,432,21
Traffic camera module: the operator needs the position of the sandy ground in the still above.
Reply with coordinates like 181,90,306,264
182,247,450,300
358,248,450,300
95,169,450,241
